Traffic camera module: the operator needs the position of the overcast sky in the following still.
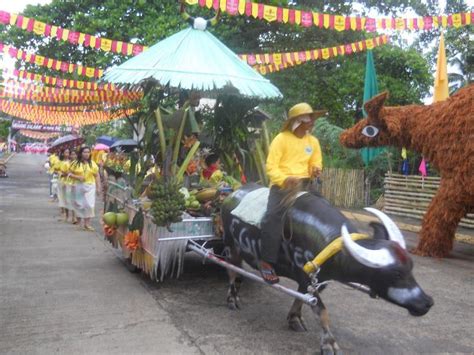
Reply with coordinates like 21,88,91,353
1,0,51,13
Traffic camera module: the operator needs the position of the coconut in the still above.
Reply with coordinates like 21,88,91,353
103,212,117,227
115,212,129,226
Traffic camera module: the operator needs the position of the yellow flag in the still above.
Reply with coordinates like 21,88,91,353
35,55,45,66
78,33,86,45
452,13,461,28
433,33,449,103
33,21,46,35
282,9,289,23
263,5,277,22
101,38,112,52
251,3,258,18
334,15,345,31
401,147,407,159
238,0,245,15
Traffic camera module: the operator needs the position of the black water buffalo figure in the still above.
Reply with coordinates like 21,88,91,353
221,184,433,353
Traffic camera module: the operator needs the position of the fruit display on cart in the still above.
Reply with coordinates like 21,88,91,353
148,178,186,228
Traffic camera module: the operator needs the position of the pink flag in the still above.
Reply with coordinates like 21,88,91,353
418,158,427,177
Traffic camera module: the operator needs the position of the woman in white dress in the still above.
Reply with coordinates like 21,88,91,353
68,147,101,231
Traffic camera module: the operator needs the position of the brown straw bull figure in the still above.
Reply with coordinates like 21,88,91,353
340,84,473,257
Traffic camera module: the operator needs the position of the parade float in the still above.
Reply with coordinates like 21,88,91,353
98,8,282,281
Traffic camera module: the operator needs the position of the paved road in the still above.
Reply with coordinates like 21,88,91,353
1,154,473,354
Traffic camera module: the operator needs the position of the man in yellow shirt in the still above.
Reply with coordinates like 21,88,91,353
259,102,326,284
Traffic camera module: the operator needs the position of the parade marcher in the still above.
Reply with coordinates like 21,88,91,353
56,148,70,220
68,146,101,231
47,153,59,200
259,103,326,284
64,149,78,224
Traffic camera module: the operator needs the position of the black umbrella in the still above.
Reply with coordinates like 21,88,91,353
48,135,84,153
110,139,138,153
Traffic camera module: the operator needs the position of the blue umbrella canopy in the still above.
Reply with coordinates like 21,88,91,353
101,27,282,99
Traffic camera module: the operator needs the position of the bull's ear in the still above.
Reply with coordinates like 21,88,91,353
364,92,389,124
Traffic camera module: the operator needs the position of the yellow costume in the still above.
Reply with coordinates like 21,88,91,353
266,131,322,187
70,161,99,218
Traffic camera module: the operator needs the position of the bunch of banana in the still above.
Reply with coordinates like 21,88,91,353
149,179,186,227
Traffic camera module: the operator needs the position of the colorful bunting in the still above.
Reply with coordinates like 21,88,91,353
0,10,148,56
6,69,115,90
2,79,139,97
18,129,60,140
0,42,104,78
185,0,473,32
0,86,142,105
249,35,389,74
0,99,136,126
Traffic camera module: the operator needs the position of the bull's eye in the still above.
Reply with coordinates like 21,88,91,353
362,125,379,138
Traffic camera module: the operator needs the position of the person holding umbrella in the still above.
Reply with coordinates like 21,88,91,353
68,146,101,231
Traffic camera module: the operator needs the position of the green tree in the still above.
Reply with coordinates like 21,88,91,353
0,120,11,140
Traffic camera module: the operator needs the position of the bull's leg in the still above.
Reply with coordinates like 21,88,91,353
287,282,308,332
287,299,307,332
226,247,243,310
414,183,466,257
311,294,341,355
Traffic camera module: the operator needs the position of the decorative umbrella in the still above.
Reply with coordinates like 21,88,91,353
96,135,117,146
48,135,84,153
101,23,282,99
110,139,138,153
93,143,110,151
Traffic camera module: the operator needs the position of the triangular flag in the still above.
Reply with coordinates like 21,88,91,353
418,158,427,177
433,33,449,103
361,50,385,165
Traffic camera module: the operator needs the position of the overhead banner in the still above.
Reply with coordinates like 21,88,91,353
184,0,473,32
0,10,148,56
12,119,73,132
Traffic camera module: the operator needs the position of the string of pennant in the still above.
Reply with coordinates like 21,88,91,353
0,42,104,79
18,129,60,140
0,10,148,56
0,87,142,104
185,0,473,32
241,35,388,74
5,69,116,90
0,94,140,105
0,99,136,126
2,79,138,97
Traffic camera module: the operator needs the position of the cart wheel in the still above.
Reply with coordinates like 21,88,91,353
124,257,140,273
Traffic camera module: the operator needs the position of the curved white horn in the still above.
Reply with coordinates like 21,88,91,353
342,224,395,268
365,207,406,249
